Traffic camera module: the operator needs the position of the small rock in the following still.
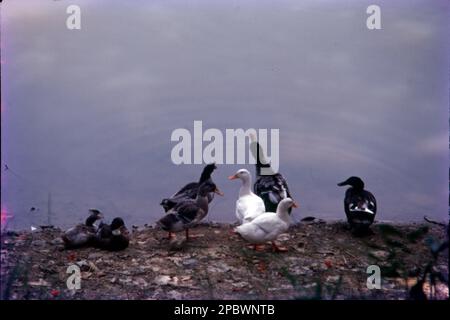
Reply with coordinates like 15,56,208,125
326,275,341,283
50,238,64,245
371,250,390,260
169,238,186,251
277,233,290,242
31,240,46,247
301,216,316,222
182,259,198,268
28,279,50,287
133,277,148,288
154,275,172,286
180,275,192,282
167,290,183,300
151,266,161,272
87,252,103,260
208,262,232,273
232,281,249,289
76,260,97,272
119,277,132,284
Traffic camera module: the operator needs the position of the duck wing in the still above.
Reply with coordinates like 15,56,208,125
344,189,377,230
236,212,288,242
158,200,206,231
174,201,207,225
167,163,216,199
62,224,96,248
160,182,198,211
237,194,265,224
364,190,377,214
344,189,377,215
172,182,199,197
94,223,113,248
161,178,216,212
251,212,287,233
108,226,130,251
254,173,292,213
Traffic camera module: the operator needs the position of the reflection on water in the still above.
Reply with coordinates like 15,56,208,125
1,0,448,229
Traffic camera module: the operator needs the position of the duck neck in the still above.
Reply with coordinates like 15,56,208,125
239,176,253,197
253,141,273,176
351,186,364,193
276,207,291,224
196,193,210,212
85,215,97,227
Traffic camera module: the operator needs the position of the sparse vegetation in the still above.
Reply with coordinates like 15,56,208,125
0,221,448,300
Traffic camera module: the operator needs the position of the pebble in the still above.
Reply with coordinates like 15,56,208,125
371,250,390,260
31,240,46,247
182,259,198,268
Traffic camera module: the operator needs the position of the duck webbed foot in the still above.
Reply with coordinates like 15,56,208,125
185,229,201,241
248,244,265,251
168,232,176,240
271,242,288,252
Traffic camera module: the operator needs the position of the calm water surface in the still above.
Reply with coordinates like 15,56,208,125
1,0,448,230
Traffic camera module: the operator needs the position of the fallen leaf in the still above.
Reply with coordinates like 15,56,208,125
50,289,60,297
28,279,50,287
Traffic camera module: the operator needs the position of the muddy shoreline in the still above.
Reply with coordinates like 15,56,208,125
1,220,448,300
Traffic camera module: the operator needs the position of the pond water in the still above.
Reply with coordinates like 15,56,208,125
1,0,449,230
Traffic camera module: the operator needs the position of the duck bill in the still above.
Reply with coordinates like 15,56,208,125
337,181,348,187
214,188,224,196
228,174,238,180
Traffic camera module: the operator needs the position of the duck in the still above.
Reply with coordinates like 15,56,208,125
249,133,293,214
228,169,265,224
337,176,377,233
62,209,103,249
94,217,130,251
157,181,223,240
160,163,217,212
235,198,298,252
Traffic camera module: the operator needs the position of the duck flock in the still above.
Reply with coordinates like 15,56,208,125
62,137,377,252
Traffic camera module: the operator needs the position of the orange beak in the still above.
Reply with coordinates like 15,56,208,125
292,202,299,208
215,188,224,196
228,174,238,180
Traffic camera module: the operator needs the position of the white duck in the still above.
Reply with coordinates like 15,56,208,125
228,169,265,224
235,198,298,252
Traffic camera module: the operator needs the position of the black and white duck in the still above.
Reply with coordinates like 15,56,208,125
62,209,103,249
160,163,217,212
249,134,294,213
337,176,377,233
157,180,223,240
94,217,130,251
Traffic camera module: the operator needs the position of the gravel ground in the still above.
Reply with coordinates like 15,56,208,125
1,220,448,300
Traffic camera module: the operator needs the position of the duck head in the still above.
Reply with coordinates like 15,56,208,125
228,169,251,182
199,163,217,183
198,181,224,197
337,176,365,190
277,198,298,212
111,217,126,235
85,209,103,226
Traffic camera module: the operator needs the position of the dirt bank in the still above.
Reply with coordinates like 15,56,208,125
1,220,448,300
